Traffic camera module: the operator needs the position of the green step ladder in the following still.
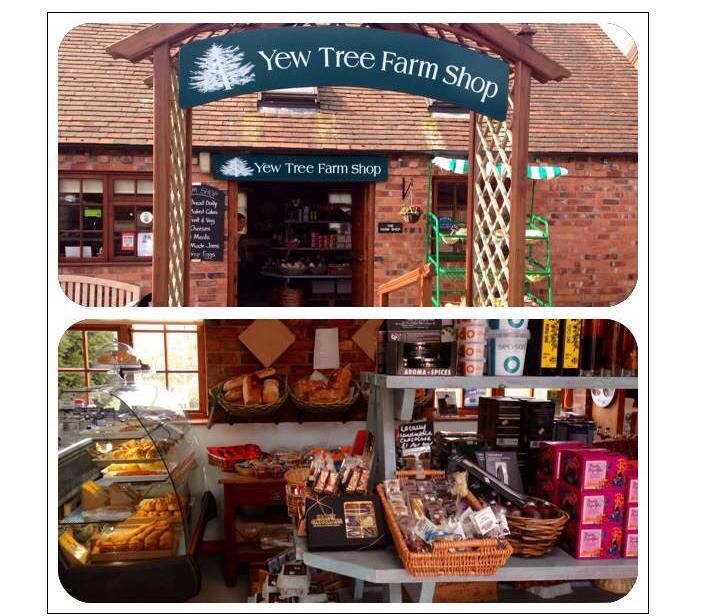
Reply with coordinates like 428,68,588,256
428,158,567,307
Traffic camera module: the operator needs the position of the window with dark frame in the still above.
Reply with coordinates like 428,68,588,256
58,174,153,262
432,178,469,223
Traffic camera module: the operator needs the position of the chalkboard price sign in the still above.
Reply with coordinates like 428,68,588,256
398,420,434,456
191,184,225,261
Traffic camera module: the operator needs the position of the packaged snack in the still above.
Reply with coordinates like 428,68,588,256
560,448,619,490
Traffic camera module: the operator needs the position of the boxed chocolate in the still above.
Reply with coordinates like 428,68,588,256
606,451,629,489
305,494,386,552
625,467,638,505
382,320,456,376
535,472,558,504
623,531,638,558
537,441,584,480
560,448,621,490
558,483,625,526
624,504,638,532
562,521,623,559
478,397,522,449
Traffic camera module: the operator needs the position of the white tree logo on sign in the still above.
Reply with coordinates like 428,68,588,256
220,157,254,178
190,43,255,94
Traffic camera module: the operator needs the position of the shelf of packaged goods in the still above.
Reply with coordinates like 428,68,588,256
260,271,352,279
302,545,637,586
360,373,638,390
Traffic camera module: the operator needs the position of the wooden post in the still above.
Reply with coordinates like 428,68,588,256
227,181,238,306
183,108,192,307
151,43,171,306
507,59,532,307
465,111,477,306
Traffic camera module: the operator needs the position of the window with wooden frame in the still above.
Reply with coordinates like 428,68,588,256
432,178,469,224
58,174,153,262
58,324,130,395
129,322,207,420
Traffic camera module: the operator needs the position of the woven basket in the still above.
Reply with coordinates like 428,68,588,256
289,380,360,415
378,484,512,577
504,497,569,557
210,374,288,419
593,577,636,595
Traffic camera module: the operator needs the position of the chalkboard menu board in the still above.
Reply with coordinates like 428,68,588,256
398,420,434,456
190,184,225,261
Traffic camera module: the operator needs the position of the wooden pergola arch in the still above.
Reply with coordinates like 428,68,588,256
108,23,569,307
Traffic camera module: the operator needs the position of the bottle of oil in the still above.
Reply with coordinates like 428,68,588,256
560,319,583,376
580,319,605,376
525,320,561,376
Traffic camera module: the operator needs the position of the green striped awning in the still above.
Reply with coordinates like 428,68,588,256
432,157,568,180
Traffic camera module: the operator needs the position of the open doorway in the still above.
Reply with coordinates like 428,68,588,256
236,182,372,307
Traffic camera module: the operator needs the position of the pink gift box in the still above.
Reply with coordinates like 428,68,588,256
623,531,638,558
624,504,638,532
537,441,584,480
535,472,558,504
563,521,623,559
560,448,628,490
558,483,625,526
625,468,638,505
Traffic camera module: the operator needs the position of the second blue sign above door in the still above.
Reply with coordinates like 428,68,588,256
212,153,388,182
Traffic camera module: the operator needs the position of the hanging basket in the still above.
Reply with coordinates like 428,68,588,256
401,208,422,224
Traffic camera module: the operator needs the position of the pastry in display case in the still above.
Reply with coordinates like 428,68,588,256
57,343,216,602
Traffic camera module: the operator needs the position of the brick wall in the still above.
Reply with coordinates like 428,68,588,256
528,154,638,307
59,148,637,307
58,149,230,306
204,319,376,423
371,153,638,307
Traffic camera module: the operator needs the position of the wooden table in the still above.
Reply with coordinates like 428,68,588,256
219,474,288,586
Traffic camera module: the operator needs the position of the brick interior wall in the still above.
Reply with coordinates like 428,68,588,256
204,319,376,423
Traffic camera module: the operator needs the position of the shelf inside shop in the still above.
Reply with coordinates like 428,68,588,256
302,544,637,584
360,373,638,390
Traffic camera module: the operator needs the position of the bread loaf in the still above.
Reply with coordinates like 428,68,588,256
224,368,276,392
329,365,352,396
262,378,280,404
224,386,243,402
243,375,263,405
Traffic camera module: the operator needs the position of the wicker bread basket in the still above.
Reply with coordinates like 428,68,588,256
289,380,360,414
210,374,288,419
378,484,512,576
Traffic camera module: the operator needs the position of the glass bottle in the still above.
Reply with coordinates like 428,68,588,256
621,326,638,377
560,319,583,376
580,319,605,376
602,320,624,376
